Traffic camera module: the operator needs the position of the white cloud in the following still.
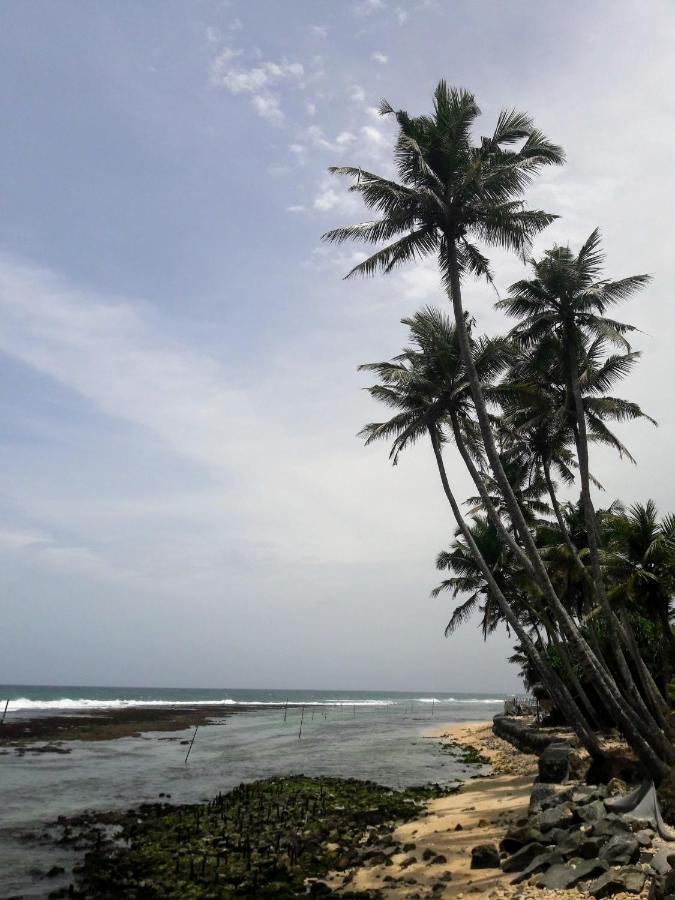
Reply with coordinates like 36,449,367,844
306,101,317,116
287,204,306,213
353,0,386,16
211,53,304,124
251,91,284,124
228,18,243,31
351,85,366,103
309,24,328,38
371,51,388,64
394,7,408,24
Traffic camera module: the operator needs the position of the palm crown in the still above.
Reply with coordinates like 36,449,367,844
322,81,564,287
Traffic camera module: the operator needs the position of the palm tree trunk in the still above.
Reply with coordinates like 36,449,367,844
428,429,604,759
617,610,672,728
444,239,673,778
564,335,672,743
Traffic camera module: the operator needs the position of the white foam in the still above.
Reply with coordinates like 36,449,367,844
4,695,503,713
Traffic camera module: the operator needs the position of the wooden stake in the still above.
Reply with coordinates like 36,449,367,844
298,705,305,739
184,725,199,764
1,699,8,725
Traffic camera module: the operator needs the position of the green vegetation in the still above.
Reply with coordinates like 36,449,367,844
324,81,675,781
53,776,452,899
440,740,489,767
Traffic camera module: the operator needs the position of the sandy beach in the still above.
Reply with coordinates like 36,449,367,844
325,720,653,900
323,720,538,897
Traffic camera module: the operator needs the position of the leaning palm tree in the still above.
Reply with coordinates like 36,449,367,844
323,82,672,777
498,234,670,729
360,310,603,755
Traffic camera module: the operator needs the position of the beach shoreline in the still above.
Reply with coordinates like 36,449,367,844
323,719,540,898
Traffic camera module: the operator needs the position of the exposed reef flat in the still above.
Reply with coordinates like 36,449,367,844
0,703,281,748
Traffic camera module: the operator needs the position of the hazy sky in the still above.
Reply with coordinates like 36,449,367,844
1,1,673,693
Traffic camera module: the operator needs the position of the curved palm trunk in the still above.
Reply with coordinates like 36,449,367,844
617,610,672,728
454,419,602,727
428,430,604,759
444,239,673,779
565,336,672,737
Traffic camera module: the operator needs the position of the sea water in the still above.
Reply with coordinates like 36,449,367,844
0,686,505,896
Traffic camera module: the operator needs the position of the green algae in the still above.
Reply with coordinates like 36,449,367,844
440,740,490,767
49,775,454,898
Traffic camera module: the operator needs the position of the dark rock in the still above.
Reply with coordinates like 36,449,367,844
588,865,646,897
538,802,574,832
529,783,556,815
470,843,500,869
539,858,608,890
510,850,563,885
431,855,447,865
402,842,416,852
538,742,570,784
592,816,632,839
400,856,416,869
440,870,452,880
599,833,640,866
309,882,332,896
422,848,436,861
575,799,607,823
499,825,545,853
501,842,545,873
453,823,463,831
558,830,604,860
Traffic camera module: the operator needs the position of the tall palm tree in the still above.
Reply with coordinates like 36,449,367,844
498,233,670,728
360,309,603,755
324,83,672,777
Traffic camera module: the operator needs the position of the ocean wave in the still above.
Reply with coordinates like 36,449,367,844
5,695,504,713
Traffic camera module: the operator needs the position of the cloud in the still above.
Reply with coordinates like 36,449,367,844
353,0,386,16
251,91,284,123
371,51,388,64
211,53,304,124
394,7,408,24
309,25,328,38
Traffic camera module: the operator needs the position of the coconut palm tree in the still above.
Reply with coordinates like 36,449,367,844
324,83,672,776
498,233,671,730
360,310,604,755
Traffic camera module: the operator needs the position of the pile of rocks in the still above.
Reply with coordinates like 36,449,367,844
491,780,672,897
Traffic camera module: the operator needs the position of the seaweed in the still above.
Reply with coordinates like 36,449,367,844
45,776,455,898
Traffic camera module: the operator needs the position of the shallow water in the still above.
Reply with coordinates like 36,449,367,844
0,687,504,897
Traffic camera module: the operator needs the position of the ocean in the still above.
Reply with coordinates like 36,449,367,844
0,685,506,897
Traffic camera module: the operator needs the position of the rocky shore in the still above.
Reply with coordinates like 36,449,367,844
15,718,675,898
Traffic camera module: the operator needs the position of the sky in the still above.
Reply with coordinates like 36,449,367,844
0,1,673,694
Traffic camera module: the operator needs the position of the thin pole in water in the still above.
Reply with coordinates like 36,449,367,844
283,698,288,722
184,725,199,764
1,699,9,725
298,705,305,740
432,698,435,717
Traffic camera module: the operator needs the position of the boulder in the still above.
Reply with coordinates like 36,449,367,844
539,858,608,890
599,833,640,866
592,816,632,839
538,742,570,784
538,802,574,832
588,866,647,897
510,849,563,885
501,842,545,873
470,843,500,869
575,799,608,824
528,783,556,815
500,826,545,853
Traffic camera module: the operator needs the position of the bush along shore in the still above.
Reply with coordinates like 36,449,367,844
36,776,455,899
